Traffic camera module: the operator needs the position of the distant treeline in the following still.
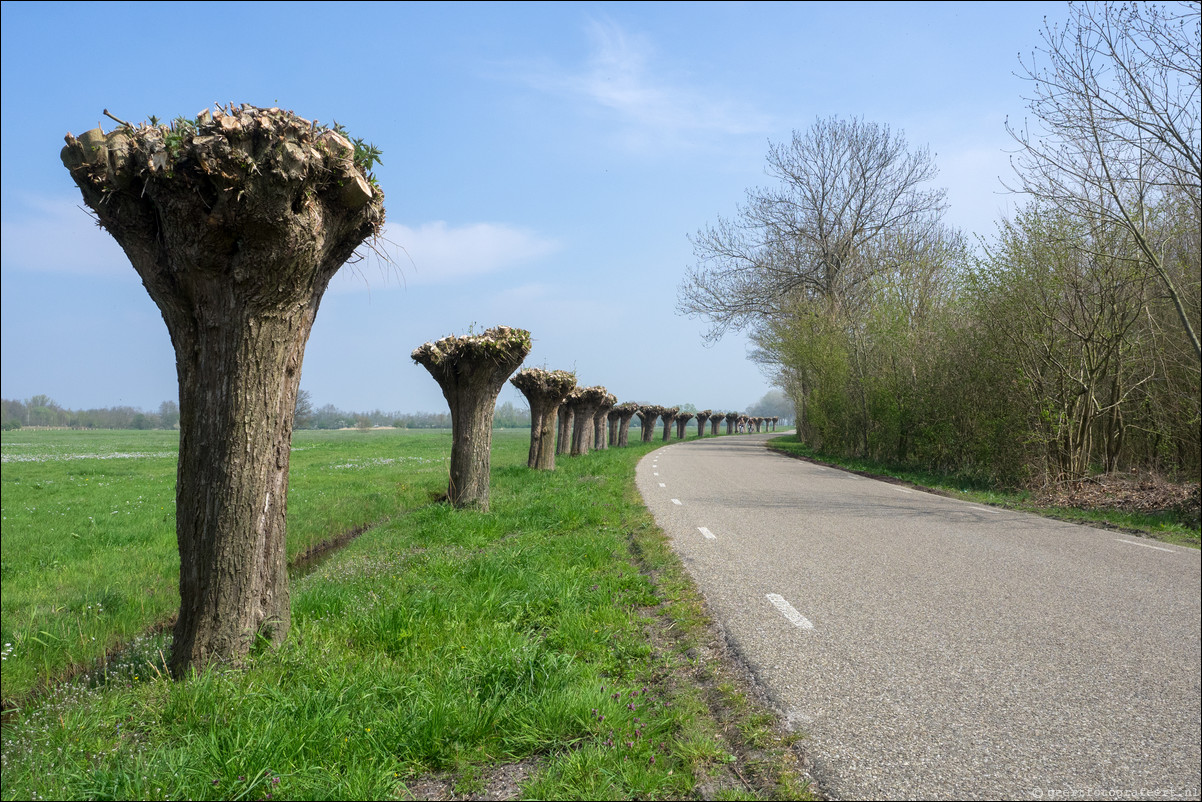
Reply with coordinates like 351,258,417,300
2,395,179,431
0,393,532,431
295,390,531,430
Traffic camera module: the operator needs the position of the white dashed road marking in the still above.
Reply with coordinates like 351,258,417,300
658,483,665,488
969,506,1001,514
892,486,913,494
1117,538,1176,553
671,499,682,506
766,594,814,629
698,527,716,540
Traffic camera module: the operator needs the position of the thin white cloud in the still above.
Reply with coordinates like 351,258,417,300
1,199,558,291
331,220,559,292
510,18,774,150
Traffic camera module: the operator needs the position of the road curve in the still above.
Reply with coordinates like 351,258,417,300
637,432,1201,801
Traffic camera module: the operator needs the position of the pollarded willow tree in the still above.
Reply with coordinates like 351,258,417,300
556,390,578,456
613,402,641,446
594,393,617,450
725,412,739,435
637,405,662,443
412,326,532,510
710,412,723,436
660,407,680,441
570,386,609,456
695,410,712,437
676,412,695,439
60,105,386,676
510,368,576,470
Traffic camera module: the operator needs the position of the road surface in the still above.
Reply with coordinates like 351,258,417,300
636,431,1201,801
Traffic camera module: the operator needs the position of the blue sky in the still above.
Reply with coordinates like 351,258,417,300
1,1,1068,415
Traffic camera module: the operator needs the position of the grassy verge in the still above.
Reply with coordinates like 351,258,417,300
766,435,1201,549
0,429,452,700
1,429,812,800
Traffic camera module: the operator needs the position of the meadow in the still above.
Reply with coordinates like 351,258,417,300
0,427,809,800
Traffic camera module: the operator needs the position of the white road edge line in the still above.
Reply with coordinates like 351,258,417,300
892,487,913,494
698,527,716,540
766,594,814,629
969,506,1001,514
671,499,682,506
1117,538,1175,553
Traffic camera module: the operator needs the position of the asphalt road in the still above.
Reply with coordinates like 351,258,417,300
636,431,1201,801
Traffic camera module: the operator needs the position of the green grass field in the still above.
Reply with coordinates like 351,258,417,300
0,427,810,801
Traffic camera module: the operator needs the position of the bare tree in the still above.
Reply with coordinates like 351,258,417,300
412,326,532,509
710,411,724,436
60,105,385,676
510,368,576,470
1008,0,1201,360
678,116,947,338
695,409,712,437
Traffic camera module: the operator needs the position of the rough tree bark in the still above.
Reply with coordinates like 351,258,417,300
695,410,712,438
510,368,576,470
615,403,640,447
412,326,532,510
711,412,723,436
676,412,695,439
570,386,608,456
726,412,739,435
638,406,662,443
594,393,617,451
60,104,386,677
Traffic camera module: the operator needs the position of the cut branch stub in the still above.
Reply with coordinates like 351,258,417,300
511,368,576,470
412,326,532,509
61,105,386,679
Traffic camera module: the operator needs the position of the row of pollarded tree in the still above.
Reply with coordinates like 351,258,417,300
58,103,777,679
410,325,783,512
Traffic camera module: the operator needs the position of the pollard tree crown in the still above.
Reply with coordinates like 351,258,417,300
61,104,385,299
411,326,533,374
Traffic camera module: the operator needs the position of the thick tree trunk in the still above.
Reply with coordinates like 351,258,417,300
594,394,616,451
608,410,620,446
557,402,575,455
711,415,722,436
170,294,314,675
726,413,737,435
696,411,711,437
60,105,385,677
616,404,640,447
